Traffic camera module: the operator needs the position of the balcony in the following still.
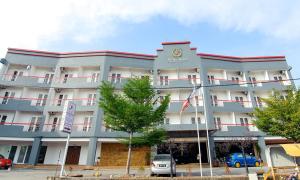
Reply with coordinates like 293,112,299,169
0,98,44,112
161,124,207,131
167,100,204,113
52,75,100,88
212,99,253,113
0,74,52,88
48,98,97,112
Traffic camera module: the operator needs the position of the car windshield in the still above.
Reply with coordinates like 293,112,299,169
154,155,171,161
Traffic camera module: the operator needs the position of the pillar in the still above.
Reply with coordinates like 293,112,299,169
208,134,216,162
28,137,42,165
86,137,97,165
257,136,268,165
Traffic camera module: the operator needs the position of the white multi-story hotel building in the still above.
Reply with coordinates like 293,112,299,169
0,41,295,167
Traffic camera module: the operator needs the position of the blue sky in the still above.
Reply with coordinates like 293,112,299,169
1,0,300,85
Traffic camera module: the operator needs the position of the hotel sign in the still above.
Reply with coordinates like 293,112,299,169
60,101,76,134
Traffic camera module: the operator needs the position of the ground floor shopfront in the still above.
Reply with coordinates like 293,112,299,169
0,136,298,167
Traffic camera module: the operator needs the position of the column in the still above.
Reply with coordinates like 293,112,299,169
208,134,216,162
28,137,42,165
86,137,98,166
257,136,268,166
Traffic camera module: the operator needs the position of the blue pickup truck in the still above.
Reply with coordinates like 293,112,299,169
226,153,261,168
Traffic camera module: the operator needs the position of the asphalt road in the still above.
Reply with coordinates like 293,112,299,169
0,167,267,180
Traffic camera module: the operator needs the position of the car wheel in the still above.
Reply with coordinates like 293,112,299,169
150,173,155,177
255,161,260,167
173,173,176,177
235,162,241,168
4,166,9,170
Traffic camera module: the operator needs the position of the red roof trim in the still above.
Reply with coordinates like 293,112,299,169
8,51,156,60
201,56,285,63
190,47,197,50
8,48,156,58
198,53,285,60
161,41,191,45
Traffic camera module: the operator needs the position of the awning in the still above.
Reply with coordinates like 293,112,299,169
280,144,300,157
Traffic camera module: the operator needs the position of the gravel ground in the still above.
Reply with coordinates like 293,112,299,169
0,166,267,180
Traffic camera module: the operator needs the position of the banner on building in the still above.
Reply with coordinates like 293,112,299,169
60,101,76,134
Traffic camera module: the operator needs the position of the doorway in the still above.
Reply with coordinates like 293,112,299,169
66,146,81,164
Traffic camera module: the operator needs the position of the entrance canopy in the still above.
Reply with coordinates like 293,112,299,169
280,144,300,157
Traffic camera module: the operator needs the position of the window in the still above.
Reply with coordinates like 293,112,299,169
191,117,201,124
235,96,244,107
0,115,8,125
195,96,199,106
240,118,249,130
17,146,32,164
91,72,100,83
208,75,215,85
111,73,121,83
28,116,42,132
11,71,23,81
188,75,197,84
274,75,284,85
62,74,73,83
2,91,15,104
254,96,262,107
36,94,48,106
83,117,92,132
51,117,61,132
43,73,54,84
87,94,97,106
214,117,221,130
249,77,257,87
165,118,170,125
160,76,168,86
57,94,68,106
210,95,218,106
232,77,239,83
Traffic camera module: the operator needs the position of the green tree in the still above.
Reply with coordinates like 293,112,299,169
99,77,170,175
254,88,300,143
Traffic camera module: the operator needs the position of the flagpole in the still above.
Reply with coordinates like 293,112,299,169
194,83,203,177
201,81,213,177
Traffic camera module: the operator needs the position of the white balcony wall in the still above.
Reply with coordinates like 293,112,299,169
82,66,100,83
77,89,97,106
249,71,265,86
72,112,94,132
23,88,49,106
0,87,22,103
235,113,257,131
178,69,200,84
165,113,181,124
207,69,224,84
210,90,228,106
230,92,251,107
53,89,74,106
0,111,15,124
59,67,79,83
181,113,205,124
4,65,28,81
15,112,42,131
32,67,54,83
214,112,232,131
159,70,177,78
268,70,291,85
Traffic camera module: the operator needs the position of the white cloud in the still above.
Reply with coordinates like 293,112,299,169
0,0,300,56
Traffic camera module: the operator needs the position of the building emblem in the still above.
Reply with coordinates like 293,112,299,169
172,48,182,57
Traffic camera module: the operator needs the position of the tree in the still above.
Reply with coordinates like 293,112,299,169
254,88,300,143
99,77,170,175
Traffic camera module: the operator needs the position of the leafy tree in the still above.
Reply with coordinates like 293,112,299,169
99,77,170,175
254,88,300,143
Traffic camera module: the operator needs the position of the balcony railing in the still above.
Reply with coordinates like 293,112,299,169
212,99,252,108
215,122,258,131
43,122,92,132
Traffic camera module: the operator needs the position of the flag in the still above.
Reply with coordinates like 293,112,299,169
180,86,199,114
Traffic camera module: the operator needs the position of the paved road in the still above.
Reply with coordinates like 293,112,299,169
0,167,267,180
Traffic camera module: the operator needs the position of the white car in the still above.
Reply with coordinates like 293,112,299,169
151,154,176,176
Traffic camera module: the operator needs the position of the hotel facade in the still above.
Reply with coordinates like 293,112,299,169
0,41,295,167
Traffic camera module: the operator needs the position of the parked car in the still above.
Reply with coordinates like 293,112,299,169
0,154,12,169
151,154,176,176
226,153,260,168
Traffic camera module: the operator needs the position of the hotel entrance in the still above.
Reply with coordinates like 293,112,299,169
157,142,208,164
